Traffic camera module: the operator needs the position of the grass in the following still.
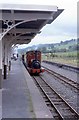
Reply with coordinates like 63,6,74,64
42,51,78,67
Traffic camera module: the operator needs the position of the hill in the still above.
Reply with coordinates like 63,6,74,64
18,38,78,54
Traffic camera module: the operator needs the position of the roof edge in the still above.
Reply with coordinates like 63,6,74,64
0,3,58,12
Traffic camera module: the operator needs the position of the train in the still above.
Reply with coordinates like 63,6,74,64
22,50,45,75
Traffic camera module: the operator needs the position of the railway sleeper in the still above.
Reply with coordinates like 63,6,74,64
48,107,62,120
54,116,60,120
57,108,76,115
45,92,53,95
63,114,78,118
46,103,51,106
41,87,51,90
53,101,64,105
42,96,47,99
46,92,57,95
57,109,76,116
50,98,62,102
41,85,49,87
45,99,50,103
76,106,79,112
54,105,71,110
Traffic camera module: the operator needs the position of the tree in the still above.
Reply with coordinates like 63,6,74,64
41,47,47,53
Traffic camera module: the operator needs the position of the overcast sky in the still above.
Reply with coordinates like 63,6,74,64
0,0,78,48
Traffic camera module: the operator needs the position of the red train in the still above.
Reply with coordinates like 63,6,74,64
23,50,45,75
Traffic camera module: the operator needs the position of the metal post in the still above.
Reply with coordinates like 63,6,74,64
0,40,2,88
4,65,7,79
8,45,12,71
0,69,2,89
3,43,8,79
9,61,11,71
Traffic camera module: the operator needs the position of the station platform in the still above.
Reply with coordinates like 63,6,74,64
2,59,53,119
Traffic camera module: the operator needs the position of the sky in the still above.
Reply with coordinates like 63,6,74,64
0,0,78,48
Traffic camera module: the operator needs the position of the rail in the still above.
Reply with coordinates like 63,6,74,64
43,60,79,73
33,76,79,120
42,66,79,91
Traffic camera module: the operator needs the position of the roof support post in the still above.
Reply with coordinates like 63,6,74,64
3,37,12,75
3,39,8,79
8,44,12,71
0,10,2,90
0,40,2,89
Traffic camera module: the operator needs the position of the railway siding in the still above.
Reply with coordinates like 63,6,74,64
42,60,79,73
42,61,78,83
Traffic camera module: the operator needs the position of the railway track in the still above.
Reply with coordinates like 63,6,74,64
42,66,79,91
33,76,79,120
43,60,79,73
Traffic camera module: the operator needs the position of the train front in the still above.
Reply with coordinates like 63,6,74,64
26,50,45,75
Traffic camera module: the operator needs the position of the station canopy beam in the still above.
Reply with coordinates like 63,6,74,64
0,4,64,45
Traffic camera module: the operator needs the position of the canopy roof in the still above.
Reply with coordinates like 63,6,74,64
0,4,64,45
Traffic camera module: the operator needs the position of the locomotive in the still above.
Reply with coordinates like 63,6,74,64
22,50,45,75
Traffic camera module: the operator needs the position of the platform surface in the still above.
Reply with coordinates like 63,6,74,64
2,59,53,119
2,60,35,118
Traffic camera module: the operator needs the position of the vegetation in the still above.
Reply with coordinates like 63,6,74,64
42,51,78,67
18,38,79,67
